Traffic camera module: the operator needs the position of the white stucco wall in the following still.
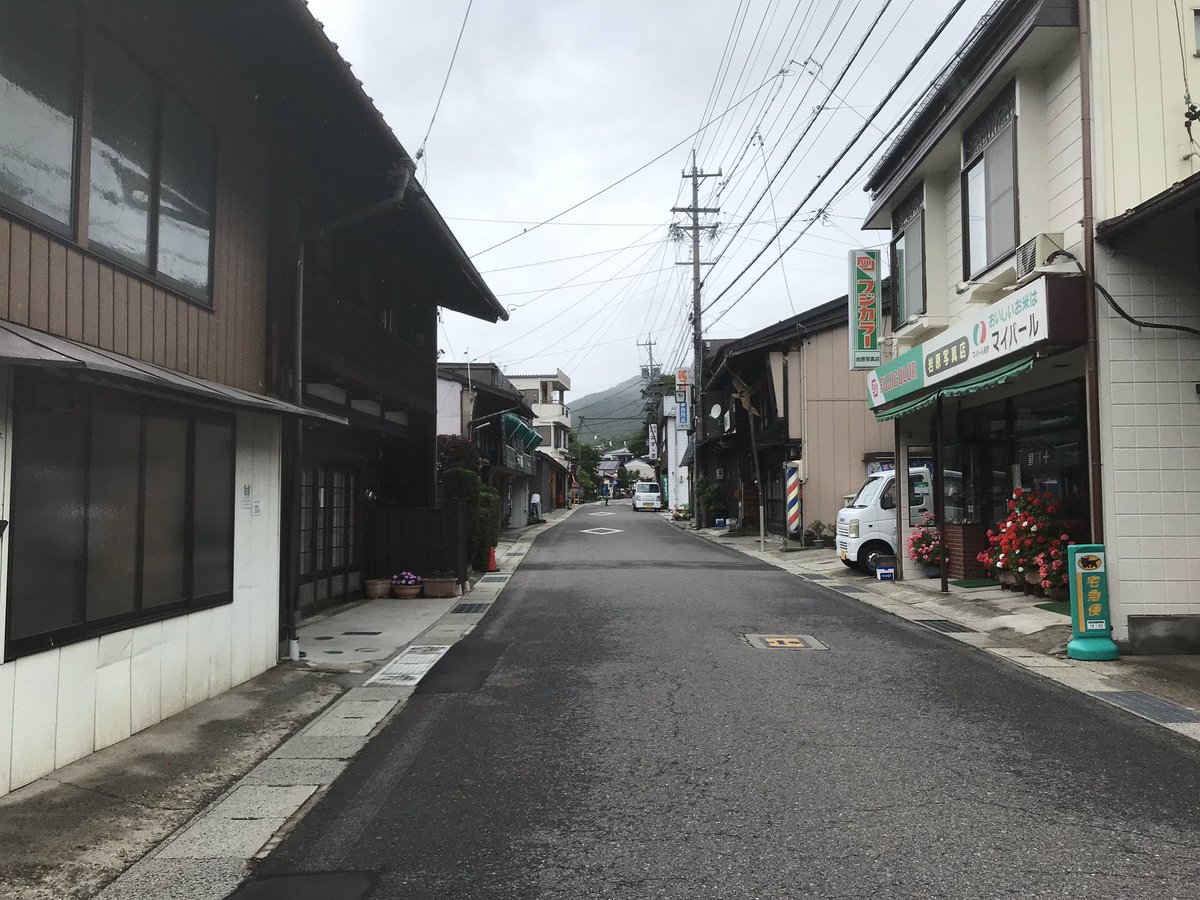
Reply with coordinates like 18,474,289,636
0,389,283,796
436,377,464,436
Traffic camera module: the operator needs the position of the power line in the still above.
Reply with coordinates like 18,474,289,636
704,0,972,317
477,239,665,274
415,0,474,171
469,69,787,259
494,266,677,297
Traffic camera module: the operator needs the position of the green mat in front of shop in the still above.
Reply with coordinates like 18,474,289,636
951,578,999,588
1035,600,1071,617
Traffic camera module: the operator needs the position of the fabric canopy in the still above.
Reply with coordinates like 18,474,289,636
503,413,543,450
873,355,1035,422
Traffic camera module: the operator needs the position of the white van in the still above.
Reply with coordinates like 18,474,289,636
835,467,933,573
633,481,663,511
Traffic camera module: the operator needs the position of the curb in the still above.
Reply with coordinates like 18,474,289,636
681,522,1200,747
95,508,576,900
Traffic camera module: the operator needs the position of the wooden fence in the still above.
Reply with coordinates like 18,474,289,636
367,501,467,585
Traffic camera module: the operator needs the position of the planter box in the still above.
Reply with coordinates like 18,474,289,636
392,584,421,599
364,578,391,600
422,577,458,598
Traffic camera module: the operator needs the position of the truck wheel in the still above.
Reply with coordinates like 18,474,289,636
859,542,891,574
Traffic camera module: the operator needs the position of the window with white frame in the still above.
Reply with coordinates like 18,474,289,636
891,184,925,327
962,84,1017,278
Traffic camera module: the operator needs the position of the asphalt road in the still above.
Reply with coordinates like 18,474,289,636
244,504,1200,899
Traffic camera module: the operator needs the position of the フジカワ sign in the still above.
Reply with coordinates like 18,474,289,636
848,250,881,370
867,277,1050,408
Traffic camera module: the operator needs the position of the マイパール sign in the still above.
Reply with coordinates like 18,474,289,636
848,250,881,370
867,277,1051,408
1066,544,1119,661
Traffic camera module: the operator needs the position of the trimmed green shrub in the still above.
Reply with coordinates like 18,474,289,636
476,487,501,570
443,468,482,569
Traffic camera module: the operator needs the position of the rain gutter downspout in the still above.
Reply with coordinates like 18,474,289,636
286,168,415,663
1078,0,1104,544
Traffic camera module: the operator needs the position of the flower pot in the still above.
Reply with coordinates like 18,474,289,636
364,578,391,600
921,563,942,579
998,571,1018,590
392,584,421,599
422,577,458,598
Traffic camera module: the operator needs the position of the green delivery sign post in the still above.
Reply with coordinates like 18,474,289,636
1066,544,1119,661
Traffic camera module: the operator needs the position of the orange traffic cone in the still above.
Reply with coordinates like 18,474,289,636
487,546,498,572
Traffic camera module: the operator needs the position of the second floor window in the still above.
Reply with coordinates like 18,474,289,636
90,34,216,299
962,84,1017,277
891,185,925,327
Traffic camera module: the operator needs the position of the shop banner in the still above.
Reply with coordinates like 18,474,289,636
848,250,881,370
867,277,1050,408
648,424,658,460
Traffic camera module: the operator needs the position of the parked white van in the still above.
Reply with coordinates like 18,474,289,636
633,481,663,511
835,468,933,573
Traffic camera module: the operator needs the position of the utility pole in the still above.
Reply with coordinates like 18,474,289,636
671,150,719,526
636,336,658,383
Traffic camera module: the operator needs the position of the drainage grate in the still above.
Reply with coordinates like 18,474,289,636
364,645,451,687
342,631,381,636
916,619,978,634
745,633,828,651
480,575,509,583
451,603,490,614
806,574,831,582
835,585,869,595
1089,691,1200,724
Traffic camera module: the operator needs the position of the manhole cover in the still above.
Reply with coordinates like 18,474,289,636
916,619,977,634
451,603,490,614
745,633,828,651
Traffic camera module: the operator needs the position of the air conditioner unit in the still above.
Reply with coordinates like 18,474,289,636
1014,233,1063,279
716,467,725,480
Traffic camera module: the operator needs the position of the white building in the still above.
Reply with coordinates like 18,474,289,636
659,397,692,513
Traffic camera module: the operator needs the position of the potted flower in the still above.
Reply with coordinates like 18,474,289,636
907,511,943,578
1036,531,1072,600
391,571,422,599
422,570,459,598
364,577,392,599
978,489,1061,593
805,520,830,549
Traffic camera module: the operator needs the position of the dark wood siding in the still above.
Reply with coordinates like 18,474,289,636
0,3,272,394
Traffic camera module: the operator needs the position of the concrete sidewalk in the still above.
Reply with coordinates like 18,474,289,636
0,506,576,900
680,519,1200,734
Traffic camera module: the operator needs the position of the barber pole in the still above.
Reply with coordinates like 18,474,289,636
786,463,802,534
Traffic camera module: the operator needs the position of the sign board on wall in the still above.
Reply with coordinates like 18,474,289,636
848,250,881,370
676,400,689,430
648,424,658,460
866,276,1051,408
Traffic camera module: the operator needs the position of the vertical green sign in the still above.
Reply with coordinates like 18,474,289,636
848,250,881,370
1066,544,1119,661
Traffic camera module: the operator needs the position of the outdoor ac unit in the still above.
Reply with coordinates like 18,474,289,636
1014,233,1063,279
716,467,724,480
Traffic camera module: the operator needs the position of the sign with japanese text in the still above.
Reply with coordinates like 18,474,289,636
848,250,881,370
867,277,1050,408
648,424,658,460
676,400,689,430
1066,544,1119,660
676,368,689,391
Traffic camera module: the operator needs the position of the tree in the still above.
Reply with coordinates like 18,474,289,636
640,374,675,419
625,429,649,457
567,435,602,500
616,465,632,494
437,434,481,477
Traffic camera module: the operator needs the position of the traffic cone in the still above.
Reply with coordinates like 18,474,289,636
487,546,498,572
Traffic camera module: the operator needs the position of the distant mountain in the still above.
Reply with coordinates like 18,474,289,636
571,375,650,445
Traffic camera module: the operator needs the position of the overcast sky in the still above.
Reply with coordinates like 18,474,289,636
306,0,995,399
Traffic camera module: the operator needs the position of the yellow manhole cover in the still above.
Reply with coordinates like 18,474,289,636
745,633,828,651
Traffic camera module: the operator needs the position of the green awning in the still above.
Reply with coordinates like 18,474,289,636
503,413,543,450
873,355,1035,422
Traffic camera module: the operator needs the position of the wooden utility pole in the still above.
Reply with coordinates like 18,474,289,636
671,151,719,525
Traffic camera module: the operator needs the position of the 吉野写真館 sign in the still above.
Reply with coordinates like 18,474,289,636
867,277,1050,408
848,250,881,370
